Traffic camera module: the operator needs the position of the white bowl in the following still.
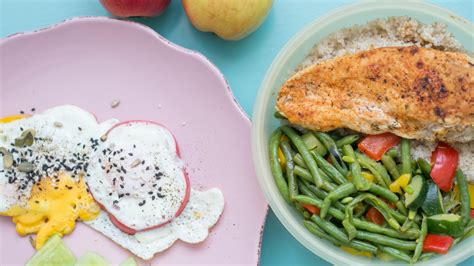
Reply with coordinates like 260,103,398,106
252,1,474,265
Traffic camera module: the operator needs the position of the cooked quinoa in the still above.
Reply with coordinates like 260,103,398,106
296,16,472,182
298,16,464,71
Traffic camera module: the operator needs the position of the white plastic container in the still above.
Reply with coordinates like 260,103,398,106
252,1,473,265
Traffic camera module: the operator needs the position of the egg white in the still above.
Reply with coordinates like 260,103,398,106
85,188,224,260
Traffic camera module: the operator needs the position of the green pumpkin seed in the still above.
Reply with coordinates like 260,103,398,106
0,147,13,169
14,129,36,147
17,162,35,173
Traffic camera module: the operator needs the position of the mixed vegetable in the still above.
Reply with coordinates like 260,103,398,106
269,123,473,263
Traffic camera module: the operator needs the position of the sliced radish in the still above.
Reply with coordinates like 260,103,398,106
87,120,190,234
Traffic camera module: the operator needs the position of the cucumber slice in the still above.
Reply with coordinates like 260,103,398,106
427,213,464,237
301,133,327,156
422,181,445,216
26,235,76,266
76,251,109,266
404,175,428,210
120,257,137,266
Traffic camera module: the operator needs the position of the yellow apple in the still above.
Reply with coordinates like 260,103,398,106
182,0,273,41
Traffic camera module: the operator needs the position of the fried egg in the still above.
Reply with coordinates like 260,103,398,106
86,121,189,231
0,105,225,259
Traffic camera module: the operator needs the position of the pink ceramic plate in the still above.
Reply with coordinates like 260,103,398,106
0,17,267,265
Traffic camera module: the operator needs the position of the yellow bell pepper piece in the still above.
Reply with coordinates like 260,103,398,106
347,172,374,183
389,174,411,194
361,172,375,183
278,148,286,169
341,246,373,258
469,184,474,208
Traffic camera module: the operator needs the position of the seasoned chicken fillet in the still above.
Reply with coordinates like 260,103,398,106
277,46,474,142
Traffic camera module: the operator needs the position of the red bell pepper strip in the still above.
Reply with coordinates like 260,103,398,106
302,204,320,215
365,207,385,225
422,234,453,254
358,133,400,161
430,142,459,192
470,209,474,218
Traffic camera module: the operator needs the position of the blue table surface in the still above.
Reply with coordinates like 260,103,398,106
1,0,473,265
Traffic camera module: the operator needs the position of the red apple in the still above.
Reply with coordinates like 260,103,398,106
100,0,171,18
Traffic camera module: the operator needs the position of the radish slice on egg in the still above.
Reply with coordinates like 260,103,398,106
87,120,190,234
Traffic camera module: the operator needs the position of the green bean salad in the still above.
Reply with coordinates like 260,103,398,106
269,124,473,263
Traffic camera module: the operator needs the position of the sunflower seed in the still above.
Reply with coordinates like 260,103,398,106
131,159,141,168
53,121,63,128
0,147,13,169
111,100,120,108
29,236,36,249
18,162,35,173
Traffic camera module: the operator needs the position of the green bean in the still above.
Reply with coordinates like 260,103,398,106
293,195,419,239
368,183,398,203
389,208,408,224
417,158,431,178
419,252,435,261
312,151,347,185
353,203,368,218
341,197,353,204
455,169,471,226
381,155,400,179
294,165,313,183
356,153,391,187
401,218,414,232
395,201,408,216
294,166,337,191
355,231,417,250
345,194,401,233
274,111,286,119
311,215,349,244
282,126,324,187
304,220,341,246
343,145,370,191
321,183,357,218
412,215,427,263
377,246,411,263
456,219,474,243
306,184,346,210
335,134,360,148
400,139,411,175
353,219,419,240
314,132,348,175
304,221,378,254
293,153,306,168
298,180,317,199
386,148,398,159
280,140,298,201
269,129,290,202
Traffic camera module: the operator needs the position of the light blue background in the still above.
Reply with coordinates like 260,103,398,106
1,0,473,265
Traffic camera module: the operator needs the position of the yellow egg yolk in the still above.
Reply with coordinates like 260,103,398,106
0,114,30,123
2,114,100,249
1,173,100,249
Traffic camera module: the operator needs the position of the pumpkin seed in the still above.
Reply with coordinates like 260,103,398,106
14,129,36,147
0,147,13,169
18,162,35,173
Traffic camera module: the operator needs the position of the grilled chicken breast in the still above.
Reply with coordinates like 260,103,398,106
276,46,474,143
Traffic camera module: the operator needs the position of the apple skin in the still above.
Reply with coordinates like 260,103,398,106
100,0,171,18
182,0,273,41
